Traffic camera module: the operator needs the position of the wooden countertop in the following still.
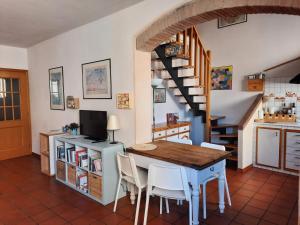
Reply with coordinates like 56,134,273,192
127,140,231,170
153,121,191,132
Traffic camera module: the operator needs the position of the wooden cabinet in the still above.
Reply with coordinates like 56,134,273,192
247,79,264,92
256,127,281,168
40,131,63,176
284,130,300,173
153,121,191,141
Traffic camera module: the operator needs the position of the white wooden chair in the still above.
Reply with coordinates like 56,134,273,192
143,164,192,225
113,153,147,225
200,142,232,219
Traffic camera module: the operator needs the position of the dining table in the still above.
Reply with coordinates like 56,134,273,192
126,140,231,225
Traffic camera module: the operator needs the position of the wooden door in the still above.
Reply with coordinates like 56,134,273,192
256,127,281,168
0,69,31,160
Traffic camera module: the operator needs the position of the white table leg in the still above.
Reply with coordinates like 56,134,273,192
130,183,136,205
218,163,225,213
190,170,200,225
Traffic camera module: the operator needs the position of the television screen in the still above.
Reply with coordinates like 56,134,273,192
79,110,107,141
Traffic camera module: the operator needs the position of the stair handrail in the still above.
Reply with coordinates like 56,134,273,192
238,94,264,130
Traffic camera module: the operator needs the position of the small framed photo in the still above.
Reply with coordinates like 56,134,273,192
49,66,65,110
154,88,166,103
117,93,133,109
82,59,112,99
218,14,247,29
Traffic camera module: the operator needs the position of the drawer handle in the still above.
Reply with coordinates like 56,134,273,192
294,156,300,159
294,164,300,167
210,167,214,172
296,142,300,144
294,135,300,136
294,150,300,152
158,134,161,136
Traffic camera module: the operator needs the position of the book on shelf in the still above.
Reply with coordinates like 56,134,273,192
66,147,76,163
76,170,88,193
56,145,65,160
89,153,102,173
76,149,88,168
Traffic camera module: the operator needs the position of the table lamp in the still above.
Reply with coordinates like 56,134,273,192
107,114,120,144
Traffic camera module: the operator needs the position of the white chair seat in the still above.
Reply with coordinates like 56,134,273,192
152,187,186,200
122,168,147,188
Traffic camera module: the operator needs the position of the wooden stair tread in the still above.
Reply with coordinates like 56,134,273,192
212,143,238,149
212,124,238,129
211,115,226,121
210,133,238,138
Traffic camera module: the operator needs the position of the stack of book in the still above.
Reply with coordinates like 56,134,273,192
66,147,76,164
76,149,88,169
76,170,88,193
89,153,102,173
57,145,65,160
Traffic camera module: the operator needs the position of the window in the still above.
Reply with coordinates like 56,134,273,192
0,78,21,121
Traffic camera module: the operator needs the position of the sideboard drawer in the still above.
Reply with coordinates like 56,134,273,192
167,128,178,136
179,126,190,133
154,131,166,139
179,132,190,139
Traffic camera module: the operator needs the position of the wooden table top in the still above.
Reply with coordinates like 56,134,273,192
127,140,231,170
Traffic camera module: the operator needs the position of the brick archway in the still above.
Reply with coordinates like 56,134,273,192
136,0,300,52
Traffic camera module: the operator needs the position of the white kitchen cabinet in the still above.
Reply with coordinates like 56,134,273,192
256,127,281,168
284,130,300,173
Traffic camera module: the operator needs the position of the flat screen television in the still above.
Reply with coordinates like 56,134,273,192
79,110,107,141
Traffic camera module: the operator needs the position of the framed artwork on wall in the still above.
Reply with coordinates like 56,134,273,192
82,59,112,99
116,93,133,109
153,88,166,103
49,66,65,110
211,65,233,90
218,14,247,28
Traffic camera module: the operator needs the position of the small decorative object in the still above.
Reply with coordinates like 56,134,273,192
218,14,247,29
132,144,157,151
49,66,65,110
82,59,112,99
69,123,79,135
66,96,80,109
211,65,233,90
154,88,166,103
165,43,184,57
286,92,297,97
117,93,133,109
166,113,179,125
107,114,120,144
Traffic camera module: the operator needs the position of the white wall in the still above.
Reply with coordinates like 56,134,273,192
154,82,191,124
198,14,300,124
0,45,27,69
28,0,190,154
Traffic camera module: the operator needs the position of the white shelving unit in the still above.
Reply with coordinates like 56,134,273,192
54,136,125,205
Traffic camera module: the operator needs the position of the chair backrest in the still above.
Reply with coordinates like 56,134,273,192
147,164,190,200
201,142,226,151
116,153,141,186
168,136,193,145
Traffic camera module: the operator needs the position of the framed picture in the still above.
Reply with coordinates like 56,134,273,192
218,14,247,28
154,88,166,103
117,93,133,109
82,59,112,99
49,66,65,110
211,65,233,90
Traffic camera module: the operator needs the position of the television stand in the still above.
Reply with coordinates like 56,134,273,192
54,136,125,205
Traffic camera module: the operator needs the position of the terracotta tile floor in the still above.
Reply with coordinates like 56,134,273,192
0,156,298,225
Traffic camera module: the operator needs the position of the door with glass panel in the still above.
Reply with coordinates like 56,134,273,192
0,69,31,160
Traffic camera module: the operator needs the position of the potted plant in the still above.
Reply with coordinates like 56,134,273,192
69,123,79,135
